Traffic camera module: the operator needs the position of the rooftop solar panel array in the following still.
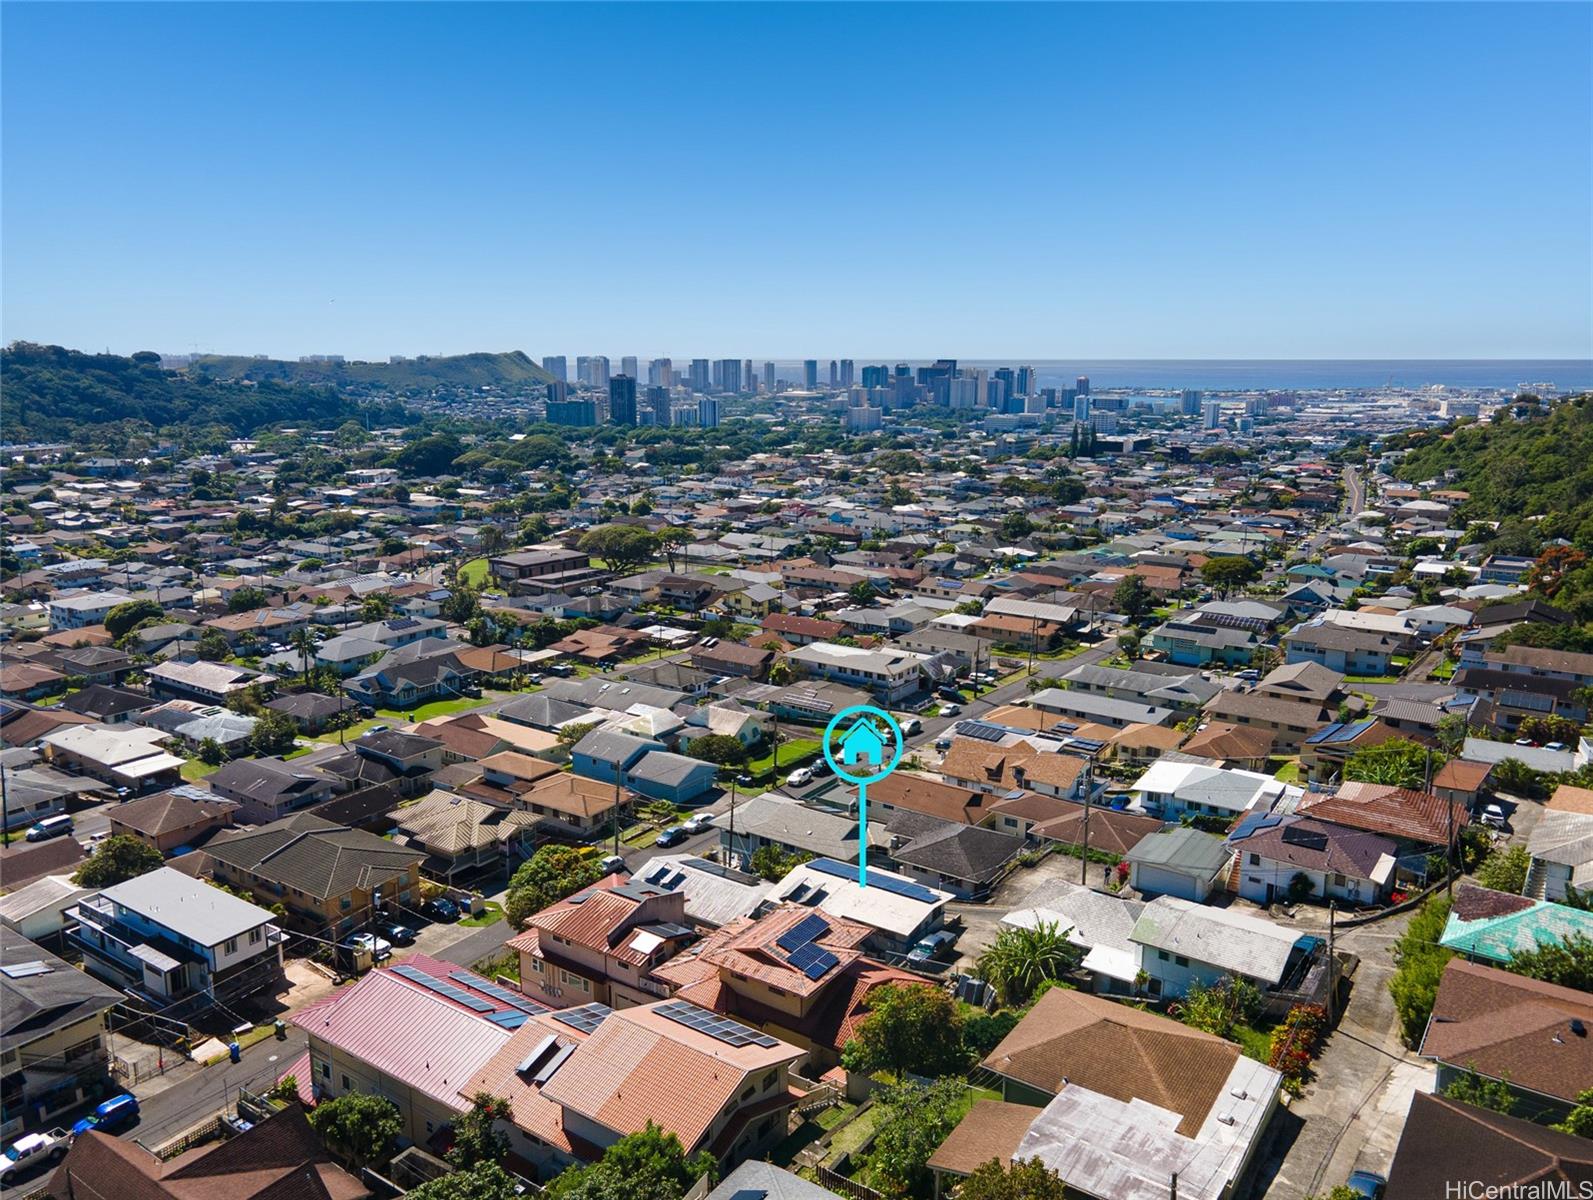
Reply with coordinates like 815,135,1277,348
390,963,494,1012
805,857,941,903
449,971,547,1014
655,1000,781,1048
551,1002,613,1035
786,940,841,981
776,913,830,952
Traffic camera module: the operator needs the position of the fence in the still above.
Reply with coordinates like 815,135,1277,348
111,1043,182,1086
814,1164,885,1200
147,1114,226,1161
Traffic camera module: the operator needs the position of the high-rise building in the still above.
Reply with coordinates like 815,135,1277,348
609,375,637,425
588,356,610,390
743,360,755,395
1203,399,1222,430
803,360,819,390
1016,366,1036,397
1074,393,1092,423
949,377,978,410
714,358,741,394
763,361,775,392
839,359,854,387
845,405,883,432
545,379,569,405
649,358,673,388
828,360,839,388
647,385,671,426
994,367,1017,399
689,359,711,392
1180,388,1202,416
621,356,638,380
698,395,721,428
1076,375,1091,396
541,355,567,383
547,397,596,426
576,356,592,385
861,364,889,389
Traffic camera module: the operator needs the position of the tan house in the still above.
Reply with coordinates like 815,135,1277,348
107,787,237,854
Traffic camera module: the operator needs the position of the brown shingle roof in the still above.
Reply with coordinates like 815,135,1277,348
1385,1092,1593,1200
926,1099,1043,1176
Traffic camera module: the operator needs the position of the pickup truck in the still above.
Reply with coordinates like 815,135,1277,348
2,1128,70,1184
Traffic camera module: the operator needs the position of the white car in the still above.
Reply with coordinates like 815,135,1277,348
1479,803,1508,830
940,703,961,717
785,767,814,787
342,933,393,960
681,814,711,834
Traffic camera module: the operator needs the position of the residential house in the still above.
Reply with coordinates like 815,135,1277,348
764,857,949,956
1227,814,1397,906
1439,882,1593,967
1123,826,1232,901
1383,1092,1593,1200
1130,895,1320,1001
388,791,537,883
1128,760,1284,823
1525,785,1593,902
206,757,336,824
107,785,236,854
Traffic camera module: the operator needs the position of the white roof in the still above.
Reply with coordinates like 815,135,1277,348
1129,761,1282,813
41,723,169,766
1130,896,1302,984
97,867,277,947
769,861,950,939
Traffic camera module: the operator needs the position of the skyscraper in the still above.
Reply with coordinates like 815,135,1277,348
828,360,839,388
590,356,610,390
803,360,818,390
541,355,567,383
861,364,889,389
1076,375,1091,396
547,397,596,426
743,360,755,394
647,385,671,426
621,356,638,380
763,361,775,392
1074,393,1092,423
1016,365,1035,396
1180,388,1202,416
1203,399,1221,430
714,358,741,394
576,356,592,385
698,394,720,428
690,359,711,392
649,358,673,388
840,359,855,388
609,374,637,425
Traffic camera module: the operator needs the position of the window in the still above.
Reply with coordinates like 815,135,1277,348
1248,853,1260,866
341,1074,350,1089
248,928,262,945
1175,955,1189,967
223,938,238,955
1157,950,1170,961
321,1062,330,1079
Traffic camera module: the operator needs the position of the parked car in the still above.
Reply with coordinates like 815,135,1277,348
378,921,417,945
934,736,953,752
71,1094,139,1139
81,830,111,851
900,717,923,736
1479,803,1508,830
420,897,460,922
940,703,961,718
222,1114,255,1135
341,932,392,960
526,672,545,685
25,815,73,842
1345,1170,1387,1199
598,854,626,876
654,827,688,848
937,685,964,701
785,767,814,787
681,814,711,835
907,930,958,964
1235,669,1261,681
2,1130,69,1184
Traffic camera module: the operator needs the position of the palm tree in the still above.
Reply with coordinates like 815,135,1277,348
976,921,1081,1007
291,628,315,690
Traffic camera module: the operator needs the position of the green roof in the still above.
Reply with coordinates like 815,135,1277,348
1440,900,1593,964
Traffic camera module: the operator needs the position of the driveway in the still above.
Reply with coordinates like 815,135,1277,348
1256,904,1431,1199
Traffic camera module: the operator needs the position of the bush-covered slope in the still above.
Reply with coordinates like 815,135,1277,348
188,349,553,391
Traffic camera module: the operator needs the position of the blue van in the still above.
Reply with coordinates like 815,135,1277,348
71,1094,139,1139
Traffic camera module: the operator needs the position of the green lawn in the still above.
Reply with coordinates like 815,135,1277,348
283,744,315,760
376,696,486,722
181,759,220,782
1272,760,1302,784
313,717,386,744
459,557,490,587
1342,672,1402,684
1233,1021,1276,1064
744,738,821,780
1429,658,1457,680
458,901,503,927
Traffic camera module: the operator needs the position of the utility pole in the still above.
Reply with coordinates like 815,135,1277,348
1079,754,1094,885
612,775,622,859
727,774,737,868
1327,900,1337,1023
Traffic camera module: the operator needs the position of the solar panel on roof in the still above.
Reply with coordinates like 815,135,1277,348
449,972,547,1014
654,1000,779,1048
776,913,830,952
390,963,494,1012
488,1010,529,1029
786,941,839,980
647,866,671,885
515,1034,558,1077
955,721,1007,742
551,1003,613,1035
533,1042,576,1084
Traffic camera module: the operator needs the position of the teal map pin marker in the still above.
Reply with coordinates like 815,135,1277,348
821,704,905,888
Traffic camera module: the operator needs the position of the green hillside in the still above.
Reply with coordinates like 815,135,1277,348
187,349,554,392
1,342,408,445
1390,394,1593,551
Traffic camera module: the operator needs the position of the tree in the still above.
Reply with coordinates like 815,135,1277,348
1552,1087,1593,1139
197,736,226,765
841,984,968,1080
504,846,601,928
406,1163,520,1200
544,1123,714,1200
75,835,163,889
250,707,299,757
1440,1067,1515,1115
999,512,1035,541
227,586,268,613
862,1078,968,1199
1345,738,1436,790
446,1092,513,1170
749,844,811,882
1200,555,1260,598
1490,756,1549,799
307,1091,402,1169
657,525,690,573
1435,713,1471,757
1112,574,1154,623
360,592,396,622
104,599,164,639
1518,714,1584,746
1475,844,1531,894
976,921,1081,1007
291,627,316,688
556,721,598,748
1174,976,1263,1039
197,628,233,661
686,733,748,767
394,432,463,477
1391,894,1455,1046
579,524,659,573
957,1158,1069,1200
1506,932,1593,991
848,579,876,605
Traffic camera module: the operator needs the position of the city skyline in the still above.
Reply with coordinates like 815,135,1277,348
3,2,1590,361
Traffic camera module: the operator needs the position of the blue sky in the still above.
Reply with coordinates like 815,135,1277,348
3,2,1589,361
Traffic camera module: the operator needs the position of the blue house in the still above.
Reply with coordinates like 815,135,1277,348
571,729,664,785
